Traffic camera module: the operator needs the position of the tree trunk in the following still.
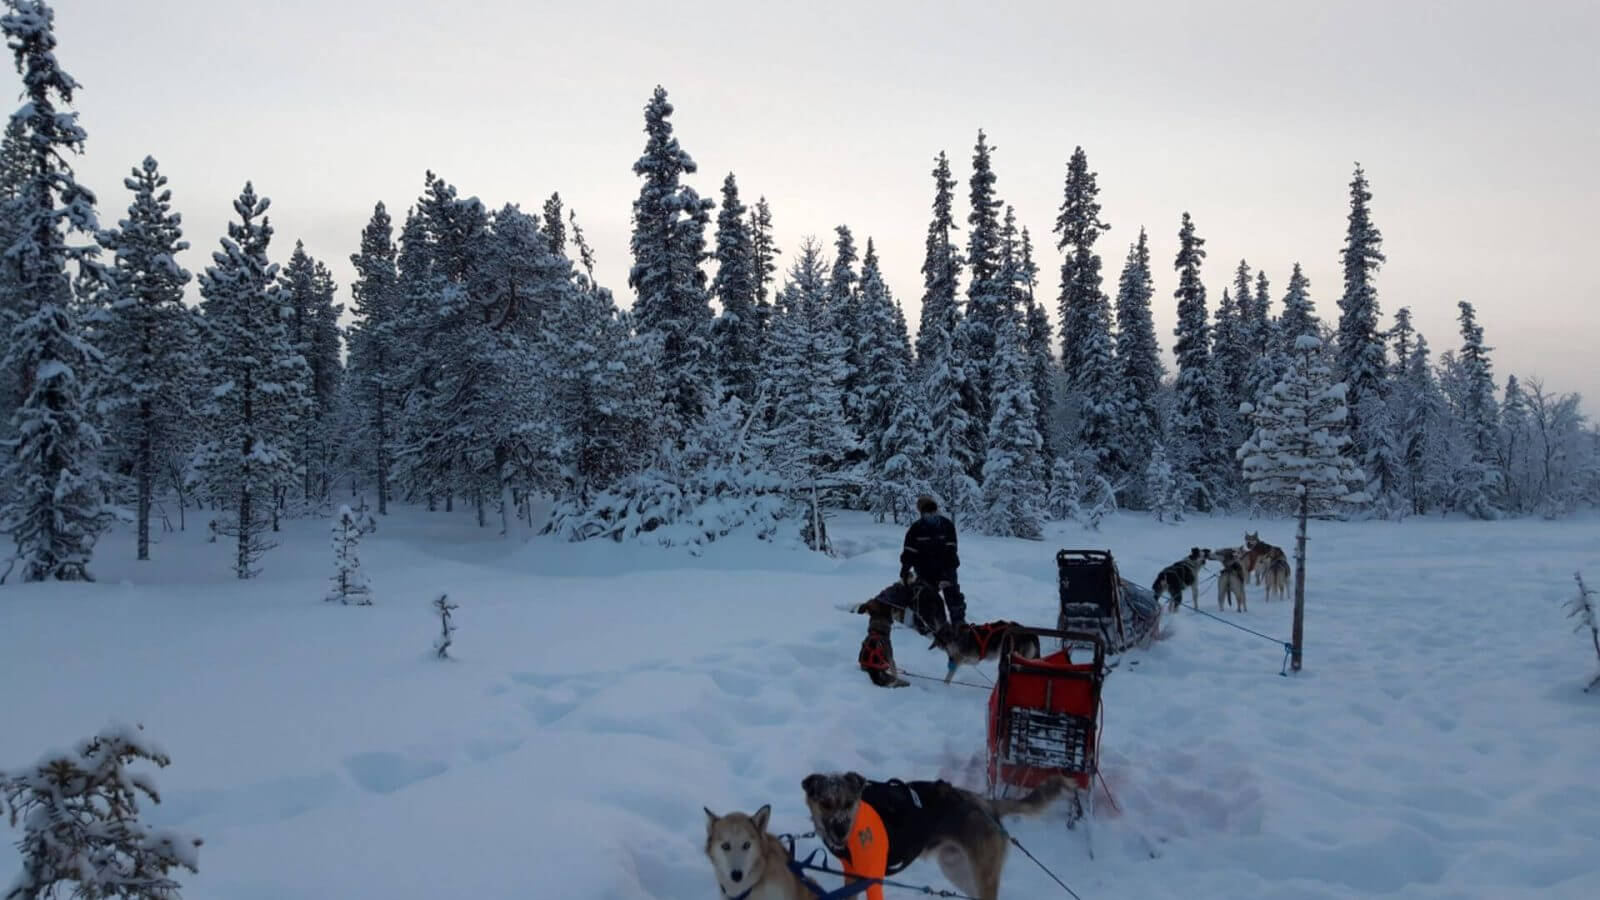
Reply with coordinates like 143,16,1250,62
496,445,516,539
375,389,388,516
136,401,152,561
237,487,252,580
1292,492,1308,671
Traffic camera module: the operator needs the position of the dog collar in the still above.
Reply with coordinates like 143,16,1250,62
722,886,754,900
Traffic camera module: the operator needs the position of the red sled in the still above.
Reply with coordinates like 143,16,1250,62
986,628,1107,846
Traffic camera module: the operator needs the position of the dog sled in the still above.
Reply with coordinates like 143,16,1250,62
1055,548,1161,655
986,627,1107,852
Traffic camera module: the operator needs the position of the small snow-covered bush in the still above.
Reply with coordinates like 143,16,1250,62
326,504,374,606
433,594,458,659
0,723,201,900
1567,572,1600,693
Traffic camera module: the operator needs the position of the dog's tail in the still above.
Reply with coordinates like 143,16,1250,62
984,774,1072,819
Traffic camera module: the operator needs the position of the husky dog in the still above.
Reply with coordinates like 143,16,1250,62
801,772,1070,900
1242,532,1289,585
1152,547,1208,612
853,580,947,638
928,621,1041,683
1263,555,1290,603
704,804,822,900
1212,547,1247,612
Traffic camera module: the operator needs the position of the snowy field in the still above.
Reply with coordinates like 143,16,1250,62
3,507,1599,899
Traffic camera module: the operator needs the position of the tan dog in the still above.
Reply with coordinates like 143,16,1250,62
1262,555,1290,602
704,804,821,900
1242,532,1289,585
1212,547,1247,612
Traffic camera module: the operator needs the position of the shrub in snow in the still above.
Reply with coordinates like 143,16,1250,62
1567,573,1600,693
433,594,458,659
543,398,794,554
1045,457,1083,523
326,504,374,606
0,723,201,900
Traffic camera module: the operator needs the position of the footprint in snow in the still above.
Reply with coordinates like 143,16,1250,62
342,751,448,795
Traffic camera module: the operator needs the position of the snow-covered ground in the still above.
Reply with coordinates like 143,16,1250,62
3,507,1598,899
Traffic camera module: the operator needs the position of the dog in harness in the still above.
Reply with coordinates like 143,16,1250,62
857,617,908,689
928,621,1041,683
801,772,1070,900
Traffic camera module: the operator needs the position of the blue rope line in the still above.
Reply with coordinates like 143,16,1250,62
1184,605,1296,677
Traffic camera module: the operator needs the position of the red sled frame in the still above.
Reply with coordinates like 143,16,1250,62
985,627,1107,852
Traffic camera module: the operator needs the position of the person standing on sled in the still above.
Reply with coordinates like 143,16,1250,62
900,496,966,629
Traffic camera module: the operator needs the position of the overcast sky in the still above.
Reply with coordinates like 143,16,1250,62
44,0,1600,409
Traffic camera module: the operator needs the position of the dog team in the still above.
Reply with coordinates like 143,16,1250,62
1150,531,1292,614
707,500,1293,898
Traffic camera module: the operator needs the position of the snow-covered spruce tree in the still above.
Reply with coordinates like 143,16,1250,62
1397,332,1453,515
1452,300,1502,519
1276,262,1319,356
1045,455,1082,523
0,0,118,583
709,173,761,403
448,202,566,534
192,184,310,578
915,150,963,370
388,174,482,510
1336,164,1396,512
921,282,980,523
978,312,1044,540
0,118,29,459
829,224,869,448
97,157,194,561
872,392,933,525
857,239,910,488
1145,442,1182,523
957,130,1006,452
542,234,660,511
540,191,565,256
1019,228,1057,462
1054,147,1110,385
1170,212,1229,512
1215,261,1257,445
0,722,202,899
749,195,779,338
1114,228,1164,504
1567,572,1600,692
326,503,373,605
279,242,343,508
1238,334,1368,670
759,237,858,548
346,202,400,515
1052,170,1124,485
628,86,715,431
1499,374,1531,514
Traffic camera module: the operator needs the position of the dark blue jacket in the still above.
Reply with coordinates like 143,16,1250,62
900,513,959,581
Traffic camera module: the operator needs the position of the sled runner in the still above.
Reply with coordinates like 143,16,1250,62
1055,548,1161,654
986,627,1106,853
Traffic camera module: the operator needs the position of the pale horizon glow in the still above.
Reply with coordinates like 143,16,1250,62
44,0,1600,412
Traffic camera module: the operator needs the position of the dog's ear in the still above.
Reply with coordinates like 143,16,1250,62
801,774,823,797
752,804,771,833
844,772,867,795
704,806,718,828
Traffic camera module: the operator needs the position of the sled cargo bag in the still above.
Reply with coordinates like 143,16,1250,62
986,628,1106,794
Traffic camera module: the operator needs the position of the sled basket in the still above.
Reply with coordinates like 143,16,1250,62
987,628,1106,795
1056,548,1160,654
